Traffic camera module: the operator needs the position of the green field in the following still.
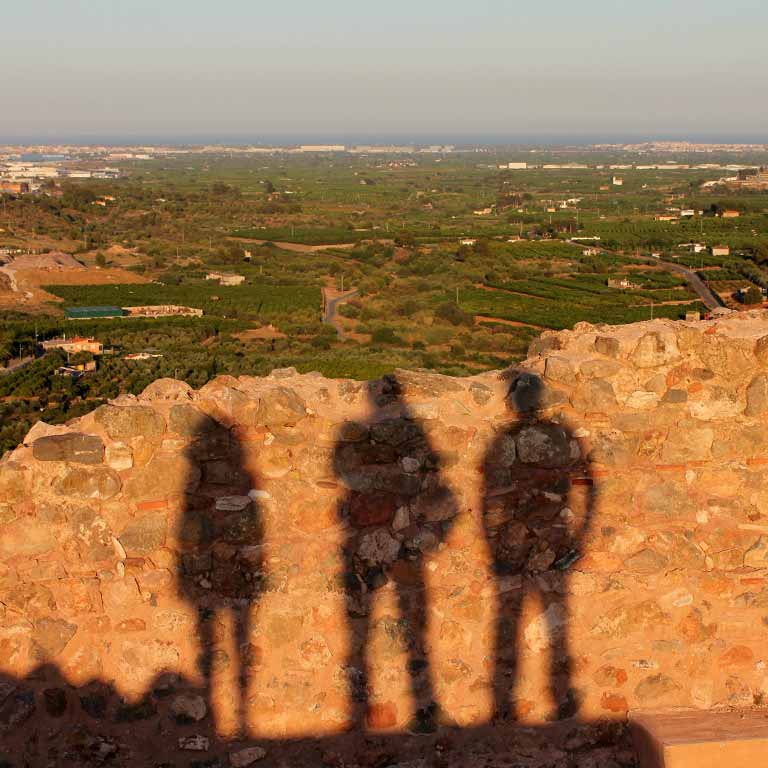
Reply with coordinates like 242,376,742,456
2,147,768,453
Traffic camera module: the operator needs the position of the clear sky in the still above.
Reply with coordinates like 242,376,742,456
2,0,767,143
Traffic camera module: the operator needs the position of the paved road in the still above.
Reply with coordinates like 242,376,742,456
568,241,722,311
651,258,722,311
322,288,359,339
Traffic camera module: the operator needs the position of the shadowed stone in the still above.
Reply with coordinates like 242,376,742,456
169,404,217,436
33,433,104,464
516,424,573,467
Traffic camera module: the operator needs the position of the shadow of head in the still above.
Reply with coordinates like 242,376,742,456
506,372,543,416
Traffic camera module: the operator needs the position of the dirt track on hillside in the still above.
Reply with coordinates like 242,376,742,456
0,264,149,313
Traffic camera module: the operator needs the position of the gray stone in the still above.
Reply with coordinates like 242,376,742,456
395,369,464,396
70,508,114,560
169,404,217,437
746,373,768,416
105,442,133,471
119,512,167,554
662,388,687,404
594,336,620,358
95,405,166,439
230,747,267,766
0,520,56,558
634,674,682,704
337,421,368,442
170,693,207,723
528,334,562,357
469,382,493,405
32,618,77,661
178,735,210,751
54,466,121,500
755,335,768,366
544,356,575,383
141,378,193,401
370,418,424,447
124,455,200,499
630,332,679,368
661,426,713,463
570,379,617,412
485,434,517,467
357,529,401,566
32,433,104,464
579,358,623,379
255,387,306,426
745,536,768,568
516,424,574,467
626,548,668,575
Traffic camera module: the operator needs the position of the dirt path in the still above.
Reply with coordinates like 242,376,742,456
474,315,546,330
322,287,359,339
228,238,358,253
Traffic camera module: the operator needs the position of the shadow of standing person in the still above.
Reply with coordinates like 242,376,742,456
177,408,264,736
333,374,459,733
481,373,596,723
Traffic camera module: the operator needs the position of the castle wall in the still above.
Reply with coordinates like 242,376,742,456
3,314,768,760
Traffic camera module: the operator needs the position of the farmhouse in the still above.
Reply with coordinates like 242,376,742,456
607,277,639,290
124,305,204,318
0,181,30,194
54,360,96,379
711,245,731,257
206,271,246,286
41,336,104,355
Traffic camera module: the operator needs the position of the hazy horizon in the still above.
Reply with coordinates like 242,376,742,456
3,132,768,148
2,0,767,142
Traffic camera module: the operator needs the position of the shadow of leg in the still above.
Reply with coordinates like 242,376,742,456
197,606,215,720
546,587,579,721
343,566,373,731
493,583,523,723
234,602,252,737
396,567,444,734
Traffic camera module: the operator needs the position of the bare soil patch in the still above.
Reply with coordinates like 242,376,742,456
234,325,287,341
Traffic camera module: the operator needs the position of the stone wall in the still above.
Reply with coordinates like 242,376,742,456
4,313,768,762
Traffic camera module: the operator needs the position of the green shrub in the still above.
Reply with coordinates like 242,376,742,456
434,302,471,326
371,327,404,345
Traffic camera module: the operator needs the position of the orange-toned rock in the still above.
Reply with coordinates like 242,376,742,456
366,702,398,729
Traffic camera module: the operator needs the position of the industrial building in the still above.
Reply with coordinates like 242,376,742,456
64,306,125,319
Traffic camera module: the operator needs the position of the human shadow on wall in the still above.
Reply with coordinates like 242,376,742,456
481,372,596,723
333,374,459,733
178,411,264,735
